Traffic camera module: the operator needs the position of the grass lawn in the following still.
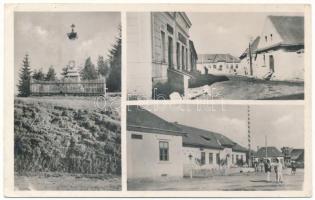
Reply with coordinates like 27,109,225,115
15,173,121,191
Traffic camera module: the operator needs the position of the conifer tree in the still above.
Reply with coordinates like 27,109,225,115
17,54,32,97
106,26,121,92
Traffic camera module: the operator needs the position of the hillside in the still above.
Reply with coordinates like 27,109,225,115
14,96,121,176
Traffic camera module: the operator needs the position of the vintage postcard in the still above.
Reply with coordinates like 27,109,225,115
3,3,311,198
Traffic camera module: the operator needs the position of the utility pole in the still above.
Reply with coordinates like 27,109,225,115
248,105,252,167
265,135,268,159
248,42,253,76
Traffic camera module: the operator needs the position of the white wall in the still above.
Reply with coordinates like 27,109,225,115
127,13,153,99
196,62,241,75
127,130,183,179
254,49,304,81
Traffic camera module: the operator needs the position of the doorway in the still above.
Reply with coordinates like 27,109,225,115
269,55,275,72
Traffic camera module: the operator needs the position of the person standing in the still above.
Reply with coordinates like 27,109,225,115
276,159,284,183
264,159,271,182
291,161,297,175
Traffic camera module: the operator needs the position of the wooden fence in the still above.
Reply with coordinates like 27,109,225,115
30,79,106,96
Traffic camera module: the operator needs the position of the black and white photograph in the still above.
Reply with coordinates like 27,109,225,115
127,12,305,100
13,12,122,190
127,104,304,191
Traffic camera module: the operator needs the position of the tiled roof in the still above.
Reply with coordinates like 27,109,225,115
239,36,261,59
269,16,304,45
197,54,240,64
254,147,283,158
290,149,304,161
127,105,184,136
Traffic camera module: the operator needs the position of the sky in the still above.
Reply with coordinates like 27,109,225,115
187,12,304,57
14,12,120,89
144,104,304,150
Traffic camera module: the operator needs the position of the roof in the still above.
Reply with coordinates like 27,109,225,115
254,147,283,158
197,54,240,64
127,106,184,136
127,106,248,152
269,16,304,45
290,149,304,161
239,36,261,59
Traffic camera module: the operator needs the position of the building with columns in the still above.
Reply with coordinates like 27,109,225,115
127,12,198,99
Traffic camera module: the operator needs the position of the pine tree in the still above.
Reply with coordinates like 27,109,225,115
106,26,121,92
17,54,32,97
32,68,45,81
97,56,109,77
81,57,98,80
45,66,57,81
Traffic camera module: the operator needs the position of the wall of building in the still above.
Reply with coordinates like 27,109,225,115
151,12,193,76
127,13,153,99
253,49,304,81
197,62,241,75
127,130,183,179
231,151,247,166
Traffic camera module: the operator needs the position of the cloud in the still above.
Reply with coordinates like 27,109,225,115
273,114,293,125
34,26,48,38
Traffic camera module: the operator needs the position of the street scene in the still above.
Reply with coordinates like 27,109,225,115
127,12,304,100
127,104,304,191
14,12,122,190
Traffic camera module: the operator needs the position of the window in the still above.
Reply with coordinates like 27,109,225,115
270,34,273,41
159,141,169,161
176,42,180,69
232,154,234,164
131,134,143,140
216,153,220,165
236,155,239,161
182,45,185,69
241,155,243,161
213,65,216,69
219,65,223,71
161,31,166,63
236,64,238,69
209,153,213,164
201,152,206,165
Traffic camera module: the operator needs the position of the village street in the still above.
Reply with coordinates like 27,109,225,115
189,76,304,100
128,169,304,191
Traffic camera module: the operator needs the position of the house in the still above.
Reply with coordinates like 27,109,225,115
127,106,248,179
197,54,241,75
240,16,304,81
289,148,304,168
127,12,198,99
127,106,185,179
253,146,284,165
239,36,261,76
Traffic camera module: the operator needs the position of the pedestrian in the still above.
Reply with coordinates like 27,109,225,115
264,159,271,182
275,159,284,183
291,161,297,175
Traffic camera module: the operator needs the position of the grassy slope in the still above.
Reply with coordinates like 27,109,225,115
14,96,121,190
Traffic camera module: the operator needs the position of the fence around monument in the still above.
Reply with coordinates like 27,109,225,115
30,79,106,96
